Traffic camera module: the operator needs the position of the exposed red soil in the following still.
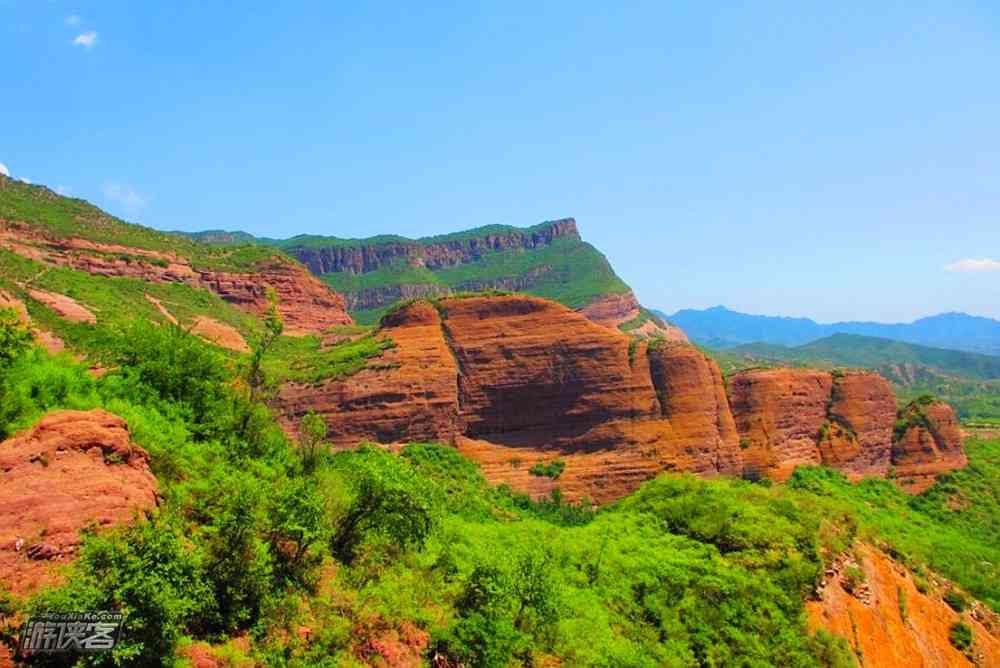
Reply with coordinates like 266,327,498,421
0,410,157,598
26,288,96,324
807,544,1000,667
190,315,250,353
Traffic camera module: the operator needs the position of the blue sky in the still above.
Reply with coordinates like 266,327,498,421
2,1,998,322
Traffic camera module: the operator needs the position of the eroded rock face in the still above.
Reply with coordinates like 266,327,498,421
278,301,460,447
442,296,660,444
277,296,968,501
807,544,1000,667
0,220,352,334
892,400,968,493
728,368,915,482
0,410,157,597
277,296,740,502
288,219,581,276
727,369,832,480
578,291,688,341
827,371,896,477
647,342,742,475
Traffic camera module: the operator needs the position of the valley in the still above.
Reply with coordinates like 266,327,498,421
0,174,997,666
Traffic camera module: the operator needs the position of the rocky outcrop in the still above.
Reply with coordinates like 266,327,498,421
27,288,96,323
0,410,157,597
0,220,352,334
288,219,581,275
892,400,968,493
578,291,688,340
277,295,738,502
341,283,449,312
727,369,832,479
277,296,967,502
808,544,1000,667
728,369,903,481
647,341,742,474
278,301,460,447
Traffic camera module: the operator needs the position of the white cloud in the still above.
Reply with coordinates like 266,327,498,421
103,182,147,212
945,258,1000,273
72,31,98,49
0,163,8,177
20,177,31,184
65,15,80,26
56,185,73,196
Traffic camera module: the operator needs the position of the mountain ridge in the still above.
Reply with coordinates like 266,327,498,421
660,305,1000,355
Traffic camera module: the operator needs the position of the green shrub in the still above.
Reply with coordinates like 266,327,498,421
529,460,565,480
944,589,968,612
842,565,866,593
0,307,32,368
329,446,437,564
29,517,214,664
949,621,973,651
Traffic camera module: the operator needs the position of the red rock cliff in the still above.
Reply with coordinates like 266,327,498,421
892,400,968,493
727,368,963,486
277,295,738,502
277,297,968,501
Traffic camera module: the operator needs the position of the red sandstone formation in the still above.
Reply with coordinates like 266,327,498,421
27,288,96,324
0,288,66,354
278,296,968,502
0,410,157,598
647,342,742,474
827,371,896,477
0,220,352,333
892,400,968,493
279,301,460,447
727,368,832,480
278,295,741,502
727,368,914,482
808,544,1000,667
578,291,688,340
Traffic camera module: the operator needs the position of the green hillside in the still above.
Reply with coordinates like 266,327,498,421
2,313,997,664
0,176,285,273
713,333,1000,421
181,221,634,324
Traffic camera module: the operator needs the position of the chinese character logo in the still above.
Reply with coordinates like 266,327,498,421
18,612,124,656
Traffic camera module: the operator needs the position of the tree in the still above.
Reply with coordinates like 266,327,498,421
298,411,328,474
234,288,284,448
102,319,229,437
330,447,435,564
0,307,32,369
267,477,326,587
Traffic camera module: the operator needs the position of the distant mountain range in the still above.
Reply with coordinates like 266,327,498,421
657,305,1000,356
725,333,1000,381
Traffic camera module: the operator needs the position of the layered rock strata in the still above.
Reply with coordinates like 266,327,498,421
0,410,157,597
278,295,965,502
0,220,352,333
892,400,968,493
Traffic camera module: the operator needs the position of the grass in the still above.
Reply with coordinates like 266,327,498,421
288,225,631,315
263,333,395,384
0,248,257,349
788,436,1000,611
529,460,566,480
0,176,290,273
